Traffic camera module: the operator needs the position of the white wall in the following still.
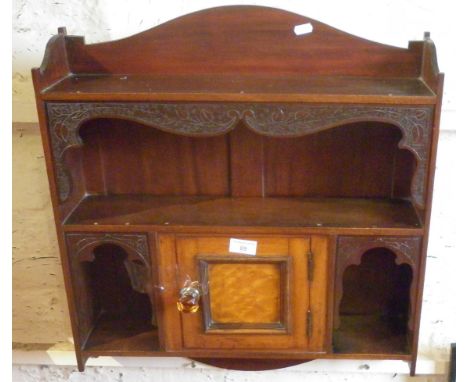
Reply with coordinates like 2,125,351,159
13,0,458,130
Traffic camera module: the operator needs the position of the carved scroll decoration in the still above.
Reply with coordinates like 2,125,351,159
47,102,433,207
334,236,422,330
66,232,150,296
66,232,150,268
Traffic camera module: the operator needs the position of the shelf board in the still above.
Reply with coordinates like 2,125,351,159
42,74,436,104
333,315,410,355
84,312,159,354
65,195,421,231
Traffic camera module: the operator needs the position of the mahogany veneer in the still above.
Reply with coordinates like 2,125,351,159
65,195,421,231
32,6,443,375
42,74,436,104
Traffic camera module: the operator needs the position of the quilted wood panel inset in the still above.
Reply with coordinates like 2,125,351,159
208,263,281,324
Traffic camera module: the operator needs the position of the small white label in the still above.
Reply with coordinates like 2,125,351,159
294,22,313,36
229,238,257,256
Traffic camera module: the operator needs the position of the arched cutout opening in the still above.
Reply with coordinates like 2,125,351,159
334,248,413,354
82,243,156,350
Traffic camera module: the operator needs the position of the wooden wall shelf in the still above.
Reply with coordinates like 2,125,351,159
65,195,421,231
42,74,436,104
32,5,443,375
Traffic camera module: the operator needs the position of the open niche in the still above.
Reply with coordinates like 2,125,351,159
334,249,413,354
333,236,421,357
64,118,420,230
66,235,159,354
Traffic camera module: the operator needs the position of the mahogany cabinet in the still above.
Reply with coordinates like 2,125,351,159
32,6,443,375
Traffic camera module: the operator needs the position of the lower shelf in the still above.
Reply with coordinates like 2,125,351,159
82,313,412,362
84,314,410,358
333,315,410,355
84,312,159,354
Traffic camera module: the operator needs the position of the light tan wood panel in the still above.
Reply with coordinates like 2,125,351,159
208,262,281,324
175,236,315,350
309,235,330,352
156,234,183,350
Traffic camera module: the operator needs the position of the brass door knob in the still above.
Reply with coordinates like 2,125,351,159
177,281,201,313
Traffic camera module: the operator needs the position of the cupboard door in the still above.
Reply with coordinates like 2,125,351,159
175,236,326,351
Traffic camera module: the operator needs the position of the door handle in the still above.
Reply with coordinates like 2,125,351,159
177,281,201,313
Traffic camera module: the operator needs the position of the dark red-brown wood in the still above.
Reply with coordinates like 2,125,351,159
65,195,421,229
42,74,436,104
63,6,423,77
31,5,443,375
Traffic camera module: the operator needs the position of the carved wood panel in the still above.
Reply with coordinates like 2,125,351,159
66,232,152,295
66,232,150,267
334,236,422,330
47,102,433,207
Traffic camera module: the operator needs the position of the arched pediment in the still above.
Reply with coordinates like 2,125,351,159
51,6,421,78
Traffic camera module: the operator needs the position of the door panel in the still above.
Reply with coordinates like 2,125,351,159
199,256,290,332
175,236,325,351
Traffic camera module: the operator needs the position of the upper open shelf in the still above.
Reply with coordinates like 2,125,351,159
33,6,442,103
41,74,435,104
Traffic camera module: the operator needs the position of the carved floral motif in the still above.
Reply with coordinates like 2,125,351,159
337,236,422,269
66,232,150,268
47,102,433,206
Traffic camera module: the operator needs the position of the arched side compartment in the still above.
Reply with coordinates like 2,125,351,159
333,236,422,354
46,102,433,209
65,232,159,352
